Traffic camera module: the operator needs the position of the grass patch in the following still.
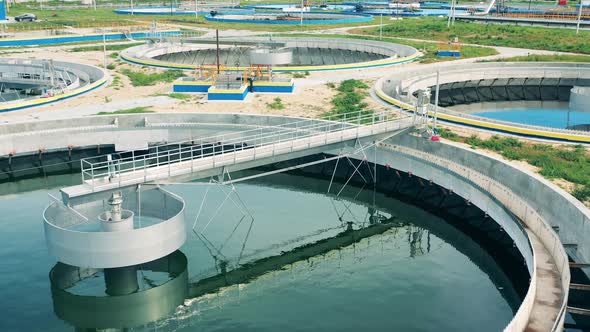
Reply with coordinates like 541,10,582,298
110,75,123,90
119,69,185,87
354,17,590,54
69,42,143,53
483,53,590,63
266,97,285,110
165,93,193,100
324,79,373,121
291,71,311,78
441,128,590,202
96,106,154,115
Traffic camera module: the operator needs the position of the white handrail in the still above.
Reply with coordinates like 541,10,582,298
79,109,411,189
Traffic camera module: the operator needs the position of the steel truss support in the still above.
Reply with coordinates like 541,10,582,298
326,138,379,228
170,168,257,268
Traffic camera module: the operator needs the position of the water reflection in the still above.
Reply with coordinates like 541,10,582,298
38,170,522,331
50,251,188,331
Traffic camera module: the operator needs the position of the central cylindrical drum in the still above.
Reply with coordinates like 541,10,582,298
249,48,293,65
98,210,135,232
569,86,590,113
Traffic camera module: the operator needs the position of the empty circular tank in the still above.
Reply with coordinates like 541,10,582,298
120,37,419,72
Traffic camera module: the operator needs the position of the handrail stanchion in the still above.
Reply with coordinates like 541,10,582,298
190,145,194,173
80,160,85,183
91,164,95,191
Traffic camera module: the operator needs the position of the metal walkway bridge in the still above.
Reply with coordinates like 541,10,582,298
61,110,414,201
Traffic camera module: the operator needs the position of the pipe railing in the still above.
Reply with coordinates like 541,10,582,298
80,109,409,189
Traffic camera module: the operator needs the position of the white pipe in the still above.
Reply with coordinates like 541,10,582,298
483,0,497,15
380,14,383,40
300,0,304,30
434,70,439,131
577,1,583,35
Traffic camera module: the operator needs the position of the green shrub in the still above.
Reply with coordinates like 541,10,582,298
437,127,460,140
323,79,373,123
120,69,185,87
266,97,285,110
573,185,590,202
444,131,590,203
166,93,192,100
96,107,153,115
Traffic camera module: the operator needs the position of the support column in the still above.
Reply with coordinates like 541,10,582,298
98,192,139,296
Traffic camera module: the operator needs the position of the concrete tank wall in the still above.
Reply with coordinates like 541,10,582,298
570,86,590,113
389,133,588,265
0,113,580,329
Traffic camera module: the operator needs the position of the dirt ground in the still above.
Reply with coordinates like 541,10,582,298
0,48,391,119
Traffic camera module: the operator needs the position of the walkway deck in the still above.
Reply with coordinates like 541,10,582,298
62,113,414,200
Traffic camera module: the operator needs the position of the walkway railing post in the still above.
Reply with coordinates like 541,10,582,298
80,160,85,183
190,146,194,173
118,161,122,187
91,164,95,190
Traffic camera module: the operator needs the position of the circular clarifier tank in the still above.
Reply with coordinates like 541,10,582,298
121,37,419,71
204,12,373,24
2,162,528,331
114,6,255,15
0,58,107,113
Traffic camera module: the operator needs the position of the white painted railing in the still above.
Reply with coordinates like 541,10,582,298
79,110,413,192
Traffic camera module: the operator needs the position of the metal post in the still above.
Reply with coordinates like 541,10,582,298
216,29,220,75
130,0,134,15
447,0,454,27
80,160,85,183
300,0,304,30
103,32,107,69
577,0,583,35
138,184,141,227
379,14,383,40
195,0,198,19
451,0,457,25
434,70,440,132
91,164,95,189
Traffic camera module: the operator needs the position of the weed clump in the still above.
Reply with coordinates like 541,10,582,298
120,69,185,87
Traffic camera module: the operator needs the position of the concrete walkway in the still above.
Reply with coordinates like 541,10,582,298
525,230,563,332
